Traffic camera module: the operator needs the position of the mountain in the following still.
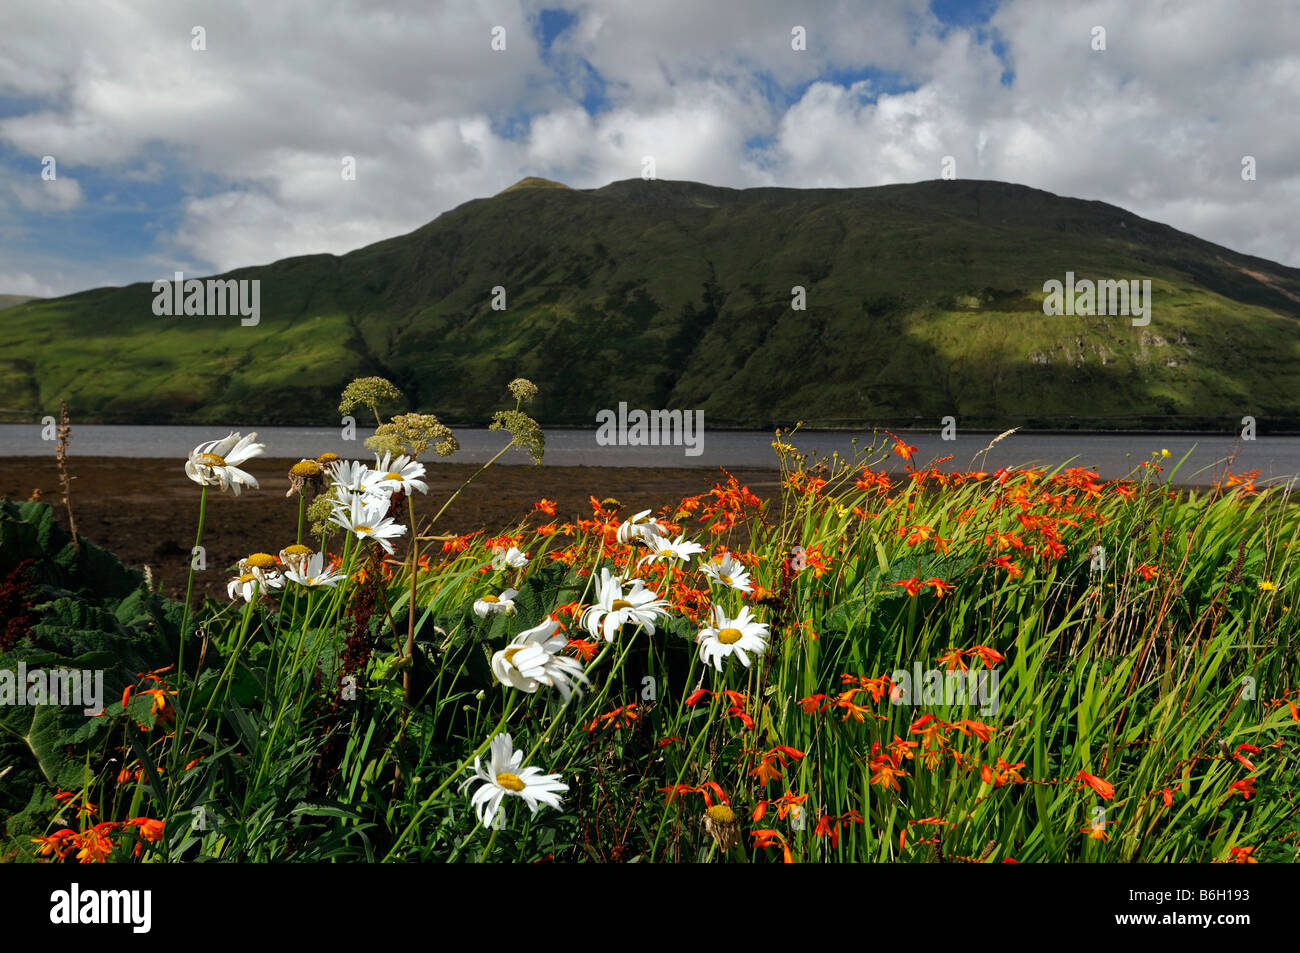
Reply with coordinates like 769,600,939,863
0,295,40,312
5,177,1300,430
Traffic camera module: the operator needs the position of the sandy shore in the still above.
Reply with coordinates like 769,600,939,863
0,456,781,602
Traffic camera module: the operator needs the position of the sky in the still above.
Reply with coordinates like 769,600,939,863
1,0,1298,297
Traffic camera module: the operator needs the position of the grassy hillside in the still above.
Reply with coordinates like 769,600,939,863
6,178,1300,428
0,294,40,312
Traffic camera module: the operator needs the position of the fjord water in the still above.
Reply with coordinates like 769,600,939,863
1,424,1296,486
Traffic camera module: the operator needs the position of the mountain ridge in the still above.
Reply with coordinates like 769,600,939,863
5,177,1299,429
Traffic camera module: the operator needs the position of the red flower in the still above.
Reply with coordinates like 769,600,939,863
1228,778,1256,800
1233,743,1262,771
1075,771,1114,801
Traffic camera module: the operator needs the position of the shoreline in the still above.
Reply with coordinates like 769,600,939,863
1,456,780,602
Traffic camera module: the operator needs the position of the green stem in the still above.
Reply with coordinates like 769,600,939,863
384,694,519,860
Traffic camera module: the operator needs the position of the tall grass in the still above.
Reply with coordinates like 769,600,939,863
23,419,1299,864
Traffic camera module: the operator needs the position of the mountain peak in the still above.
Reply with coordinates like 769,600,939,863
497,176,571,195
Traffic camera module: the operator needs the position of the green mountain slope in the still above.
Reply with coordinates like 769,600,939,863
6,178,1300,428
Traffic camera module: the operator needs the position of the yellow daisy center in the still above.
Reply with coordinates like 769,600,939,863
244,553,277,569
197,452,227,467
481,594,500,604
316,453,340,464
706,804,736,823
661,549,677,559
384,471,404,481
353,525,373,535
496,772,526,792
237,573,256,584
717,627,743,645
611,599,633,611
290,460,322,476
720,574,733,586
282,544,312,557
503,647,522,665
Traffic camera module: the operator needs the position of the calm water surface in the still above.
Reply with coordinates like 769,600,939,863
1,424,1296,487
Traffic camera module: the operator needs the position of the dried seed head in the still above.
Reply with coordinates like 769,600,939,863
338,377,403,417
507,377,539,403
489,409,544,465
703,804,739,850
366,413,458,460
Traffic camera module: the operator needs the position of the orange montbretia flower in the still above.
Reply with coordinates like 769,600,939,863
969,644,1005,668
1232,743,1262,771
1075,771,1115,801
936,648,969,672
31,829,76,860
950,719,995,742
74,822,118,863
565,639,600,662
886,432,917,461
751,828,794,863
1135,564,1158,581
925,577,954,598
1228,778,1256,800
869,751,908,791
892,577,924,597
586,703,639,732
989,556,1023,578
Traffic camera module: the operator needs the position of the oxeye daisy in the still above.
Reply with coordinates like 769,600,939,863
490,618,590,703
696,604,770,671
637,533,705,568
491,546,530,570
580,568,671,641
616,509,668,545
283,551,346,588
474,588,519,617
328,459,400,505
464,732,567,829
238,551,280,580
329,495,407,554
184,432,265,495
227,570,284,602
285,459,327,497
278,543,314,573
700,552,752,592
373,452,429,495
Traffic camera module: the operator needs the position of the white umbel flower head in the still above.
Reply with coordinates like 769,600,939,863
700,552,753,593
580,568,671,642
491,546,530,571
373,452,429,496
474,588,519,617
616,509,668,545
185,432,265,495
637,533,705,569
283,551,346,588
464,732,567,829
491,618,590,703
696,604,770,671
329,495,407,554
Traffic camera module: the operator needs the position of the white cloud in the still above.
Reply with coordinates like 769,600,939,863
0,0,1297,296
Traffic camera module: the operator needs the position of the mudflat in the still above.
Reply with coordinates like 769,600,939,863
0,456,780,602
